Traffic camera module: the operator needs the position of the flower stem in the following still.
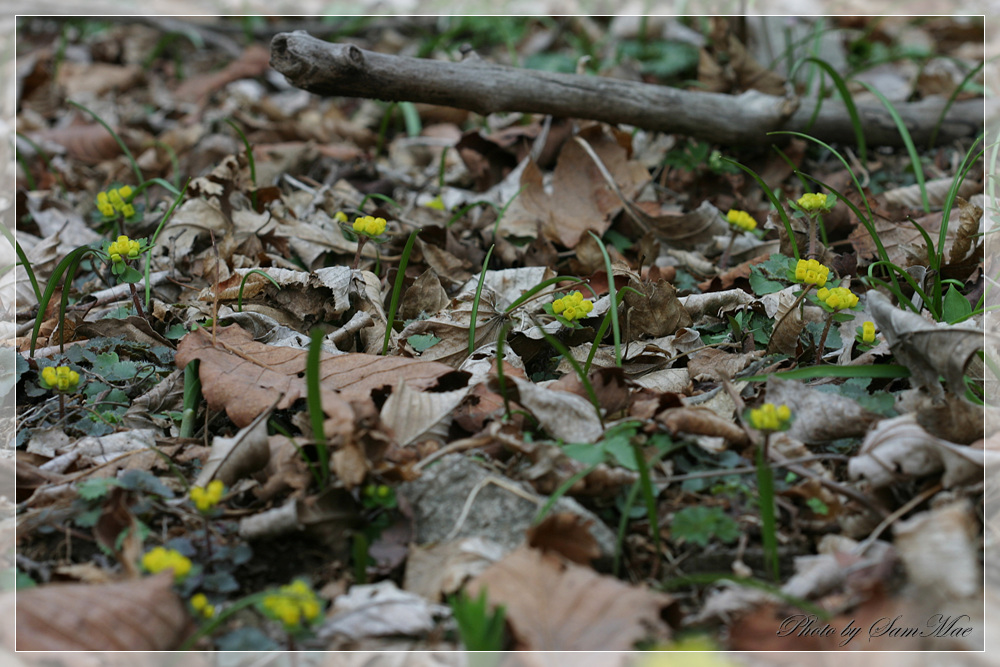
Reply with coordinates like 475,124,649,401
719,229,738,271
816,314,833,365
352,237,368,270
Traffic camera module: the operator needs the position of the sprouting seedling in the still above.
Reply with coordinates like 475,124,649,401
746,402,793,581
223,119,257,210
382,227,421,356
237,269,281,312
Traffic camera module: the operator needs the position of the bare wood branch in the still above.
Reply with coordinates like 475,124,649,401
270,31,982,148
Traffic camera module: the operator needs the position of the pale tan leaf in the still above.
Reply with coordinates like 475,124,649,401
468,546,672,650
380,380,470,447
764,376,880,443
500,375,603,443
403,538,505,601
526,512,601,565
894,501,981,600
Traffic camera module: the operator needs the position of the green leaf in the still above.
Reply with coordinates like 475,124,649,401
77,477,119,500
749,254,792,296
561,442,606,465
670,506,740,547
943,285,973,323
407,333,442,353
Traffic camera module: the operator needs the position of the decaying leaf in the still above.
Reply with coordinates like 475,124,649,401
868,291,982,400
688,348,763,383
319,581,449,640
656,406,750,447
848,414,984,489
526,512,601,565
8,572,189,650
239,487,359,552
622,278,692,337
175,324,467,427
467,546,672,650
495,375,604,444
380,379,470,447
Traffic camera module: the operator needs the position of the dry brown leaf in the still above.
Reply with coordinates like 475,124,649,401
380,379,470,447
399,269,451,321
93,487,143,578
655,406,750,447
868,291,982,400
497,375,604,443
8,572,189,650
467,546,672,650
526,512,601,565
893,501,981,601
688,348,763,383
175,325,466,428
239,488,359,552
947,196,983,265
499,125,649,248
174,43,271,103
29,123,123,164
767,290,805,356
622,278,692,338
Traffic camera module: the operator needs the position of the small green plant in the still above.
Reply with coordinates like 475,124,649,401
382,227,421,355
670,506,741,547
449,588,506,651
306,328,330,487
746,402,794,580
810,285,861,363
469,244,495,354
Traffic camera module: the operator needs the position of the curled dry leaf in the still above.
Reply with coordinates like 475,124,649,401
380,379,471,447
467,546,672,650
398,290,506,367
319,581,449,641
193,399,273,488
848,414,984,489
399,268,450,321
175,324,467,428
494,375,604,444
679,288,755,322
8,572,189,650
239,487,359,554
868,291,982,400
687,348,763,383
764,376,880,443
622,278,693,338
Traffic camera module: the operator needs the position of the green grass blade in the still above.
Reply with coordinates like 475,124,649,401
756,445,779,580
720,158,799,260
533,462,599,524
68,101,144,196
238,269,281,312
357,192,402,213
399,101,422,137
588,231,622,365
179,359,201,439
469,245,495,354
145,179,189,307
494,322,512,420
929,61,984,148
307,328,330,487
741,364,911,383
447,200,501,227
632,441,662,566
854,81,928,212
792,57,868,163
382,228,421,355
492,184,527,238
0,224,41,303
30,245,96,356
531,317,602,421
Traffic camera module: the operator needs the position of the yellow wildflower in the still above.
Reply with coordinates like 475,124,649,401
334,211,349,223
352,215,387,237
816,286,859,310
797,193,829,212
121,204,136,218
96,191,115,217
424,196,447,211
141,547,192,582
862,321,876,344
793,259,829,287
40,365,80,392
107,235,142,264
552,291,593,322
190,480,225,513
726,209,757,232
260,579,323,631
117,185,132,200
190,593,215,619
748,403,792,431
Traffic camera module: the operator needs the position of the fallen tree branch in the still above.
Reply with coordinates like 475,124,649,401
270,31,982,148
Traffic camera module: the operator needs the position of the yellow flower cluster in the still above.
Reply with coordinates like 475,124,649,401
794,259,829,287
108,235,142,264
190,593,215,619
552,291,594,322
141,547,192,582
41,365,79,392
816,286,859,310
862,321,876,344
726,209,757,232
749,403,792,431
97,186,135,218
261,580,323,630
190,480,225,513
796,193,829,212
352,215,387,237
